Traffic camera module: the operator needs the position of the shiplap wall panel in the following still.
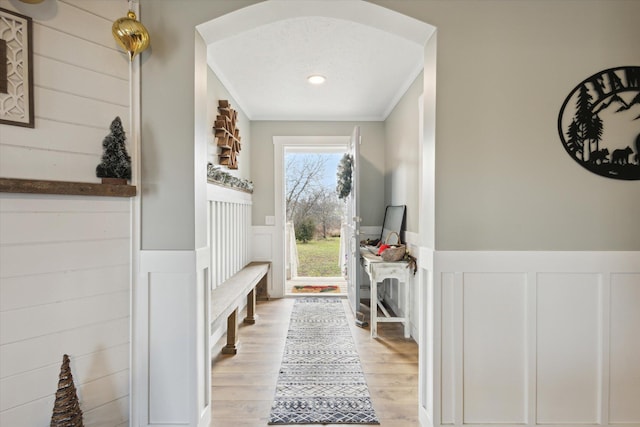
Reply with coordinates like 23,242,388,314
2,119,112,154
463,273,527,424
85,396,129,427
62,0,128,18
0,393,55,427
39,2,121,48
0,238,129,278
0,265,128,311
0,344,128,411
0,144,100,181
0,0,131,425
80,369,129,414
36,87,129,129
34,25,127,80
1,317,129,378
35,55,129,106
0,193,129,212
609,273,640,423
0,211,130,244
0,291,129,344
0,393,129,427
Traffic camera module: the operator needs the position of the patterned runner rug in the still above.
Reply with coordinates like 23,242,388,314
268,298,379,425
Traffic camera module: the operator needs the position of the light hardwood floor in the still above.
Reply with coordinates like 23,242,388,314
210,298,419,427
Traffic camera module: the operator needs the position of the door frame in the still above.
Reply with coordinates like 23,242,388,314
272,136,350,298
345,126,361,315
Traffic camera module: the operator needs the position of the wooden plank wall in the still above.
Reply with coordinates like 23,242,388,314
0,1,131,425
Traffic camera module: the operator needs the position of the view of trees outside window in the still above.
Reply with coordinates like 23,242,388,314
285,152,343,277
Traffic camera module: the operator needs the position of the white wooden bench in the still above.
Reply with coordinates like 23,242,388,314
210,261,270,354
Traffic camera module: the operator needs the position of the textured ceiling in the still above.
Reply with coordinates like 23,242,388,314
205,4,431,121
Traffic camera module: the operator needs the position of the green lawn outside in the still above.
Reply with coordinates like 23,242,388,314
296,237,342,277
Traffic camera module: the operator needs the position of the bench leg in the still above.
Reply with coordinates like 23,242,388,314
244,287,258,325
221,308,238,354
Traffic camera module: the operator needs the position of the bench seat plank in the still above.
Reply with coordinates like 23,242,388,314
210,261,270,334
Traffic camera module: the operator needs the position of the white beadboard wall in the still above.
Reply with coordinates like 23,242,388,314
0,1,132,426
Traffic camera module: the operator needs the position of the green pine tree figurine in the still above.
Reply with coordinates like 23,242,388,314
96,116,132,182
50,354,84,427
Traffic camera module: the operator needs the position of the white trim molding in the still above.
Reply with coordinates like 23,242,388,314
418,246,435,427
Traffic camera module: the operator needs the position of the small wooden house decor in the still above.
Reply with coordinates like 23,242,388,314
214,100,241,169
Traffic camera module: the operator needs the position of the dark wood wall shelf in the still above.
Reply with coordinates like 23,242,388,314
0,178,136,197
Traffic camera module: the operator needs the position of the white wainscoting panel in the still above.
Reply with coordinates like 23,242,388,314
463,273,527,424
537,273,601,424
252,226,275,262
609,273,640,423
148,271,191,423
252,225,276,296
440,272,456,425
433,251,640,427
137,249,211,427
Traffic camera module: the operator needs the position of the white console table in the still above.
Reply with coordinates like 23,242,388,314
361,252,411,338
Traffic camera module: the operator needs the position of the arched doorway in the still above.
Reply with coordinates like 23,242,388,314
195,1,437,425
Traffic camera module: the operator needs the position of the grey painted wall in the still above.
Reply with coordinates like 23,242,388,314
371,0,640,250
250,121,387,228
207,67,251,181
140,0,259,250
384,72,423,234
141,0,639,251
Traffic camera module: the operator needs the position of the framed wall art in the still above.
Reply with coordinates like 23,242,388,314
0,7,34,128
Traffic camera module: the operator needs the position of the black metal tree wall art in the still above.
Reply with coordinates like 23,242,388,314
558,66,640,180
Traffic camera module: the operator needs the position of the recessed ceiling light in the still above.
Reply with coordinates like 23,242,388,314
307,74,326,85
